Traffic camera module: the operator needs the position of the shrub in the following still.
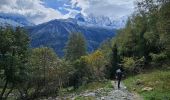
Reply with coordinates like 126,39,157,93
150,52,168,66
123,57,136,72
123,57,145,73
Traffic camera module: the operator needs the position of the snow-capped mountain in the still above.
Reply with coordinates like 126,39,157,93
75,13,127,29
0,12,127,29
0,13,34,27
27,19,116,56
0,12,126,56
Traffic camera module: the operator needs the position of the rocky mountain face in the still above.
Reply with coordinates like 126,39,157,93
27,19,116,56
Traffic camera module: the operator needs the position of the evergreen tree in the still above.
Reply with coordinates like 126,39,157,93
110,44,119,78
65,33,87,61
159,1,170,58
0,27,29,99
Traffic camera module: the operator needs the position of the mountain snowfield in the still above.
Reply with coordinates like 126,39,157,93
75,13,127,29
0,13,127,56
0,13,127,29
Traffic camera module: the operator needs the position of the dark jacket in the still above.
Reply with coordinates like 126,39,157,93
116,68,123,80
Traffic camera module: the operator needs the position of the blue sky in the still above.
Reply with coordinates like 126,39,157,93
0,0,136,24
43,0,71,14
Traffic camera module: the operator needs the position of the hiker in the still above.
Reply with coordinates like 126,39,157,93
115,66,124,89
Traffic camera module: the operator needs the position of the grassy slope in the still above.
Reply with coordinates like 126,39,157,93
124,69,170,100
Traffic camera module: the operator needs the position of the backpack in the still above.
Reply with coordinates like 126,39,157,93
116,69,121,73
116,69,122,78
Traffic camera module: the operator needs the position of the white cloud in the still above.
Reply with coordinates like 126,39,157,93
0,0,136,24
62,7,81,18
0,0,63,24
71,0,89,16
70,0,136,18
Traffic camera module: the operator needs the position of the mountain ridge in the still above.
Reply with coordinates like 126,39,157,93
0,13,118,56
27,19,116,56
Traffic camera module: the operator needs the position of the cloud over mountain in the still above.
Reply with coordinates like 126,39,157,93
70,0,135,18
0,0,136,24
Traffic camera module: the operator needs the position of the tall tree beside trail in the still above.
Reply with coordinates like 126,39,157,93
30,47,58,86
136,0,170,63
64,33,87,61
110,44,119,78
84,50,107,80
0,27,29,99
0,27,14,100
26,47,61,99
158,1,170,59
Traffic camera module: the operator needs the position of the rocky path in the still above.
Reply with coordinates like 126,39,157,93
97,81,142,100
42,81,143,100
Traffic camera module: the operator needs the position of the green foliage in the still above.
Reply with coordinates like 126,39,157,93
110,44,119,78
65,33,87,61
0,27,14,54
150,52,168,66
123,57,136,71
105,0,170,74
69,57,88,88
67,50,109,89
0,0,170,99
123,57,145,74
83,50,107,81
0,27,29,99
29,47,58,83
99,39,112,62
25,47,73,99
158,1,170,58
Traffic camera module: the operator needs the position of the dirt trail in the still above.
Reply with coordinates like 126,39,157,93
99,81,143,100
41,81,143,100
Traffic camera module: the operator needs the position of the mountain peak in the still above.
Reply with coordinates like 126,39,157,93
75,13,85,22
73,13,127,29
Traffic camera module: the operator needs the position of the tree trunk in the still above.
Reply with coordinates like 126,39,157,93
4,84,14,99
0,80,8,99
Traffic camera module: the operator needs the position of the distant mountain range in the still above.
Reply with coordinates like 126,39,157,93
27,19,116,56
0,13,126,56
75,13,127,29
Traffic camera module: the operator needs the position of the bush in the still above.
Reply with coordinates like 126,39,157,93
150,52,168,66
123,57,136,72
123,57,145,73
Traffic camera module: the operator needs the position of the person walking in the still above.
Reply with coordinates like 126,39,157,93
116,66,123,89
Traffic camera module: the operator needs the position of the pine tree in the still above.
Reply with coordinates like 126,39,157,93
159,1,170,58
0,27,29,99
65,33,87,61
110,44,119,78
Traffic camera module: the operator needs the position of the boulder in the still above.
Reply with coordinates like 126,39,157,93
142,87,153,91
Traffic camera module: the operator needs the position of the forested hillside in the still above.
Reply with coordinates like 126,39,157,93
0,0,170,100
